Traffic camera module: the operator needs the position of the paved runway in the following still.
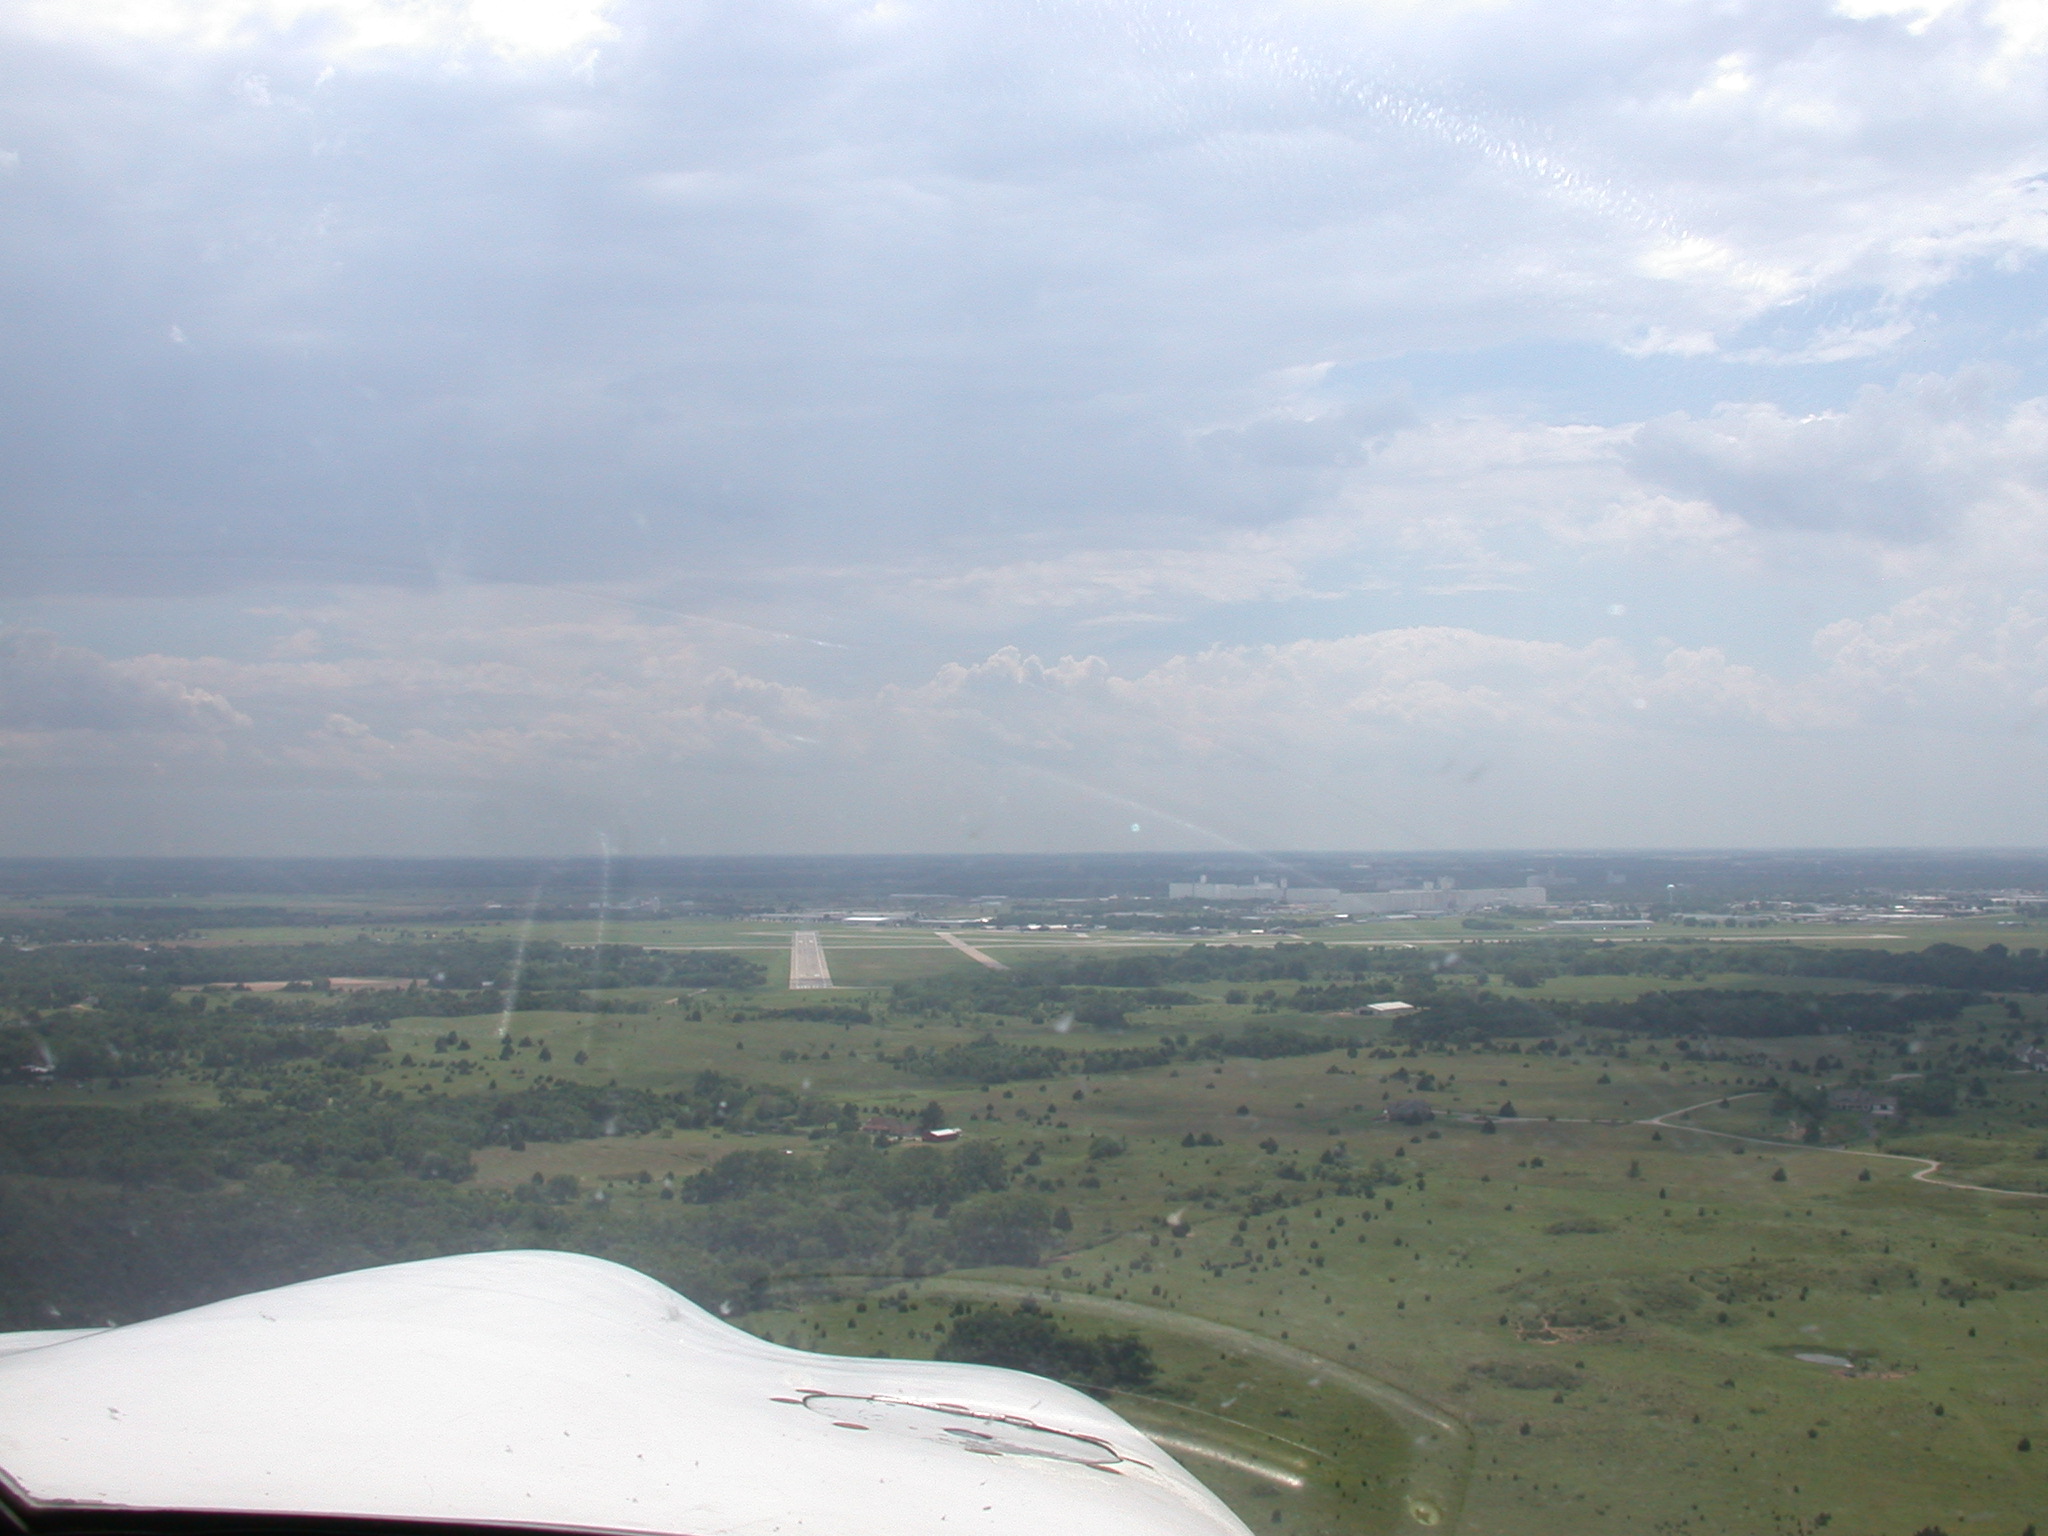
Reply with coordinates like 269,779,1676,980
936,929,1007,971
788,930,834,989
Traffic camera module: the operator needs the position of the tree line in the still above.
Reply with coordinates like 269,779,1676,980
0,937,764,1015
0,1090,1061,1331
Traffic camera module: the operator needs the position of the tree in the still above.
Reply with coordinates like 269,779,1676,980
937,1302,1156,1392
947,1191,1054,1267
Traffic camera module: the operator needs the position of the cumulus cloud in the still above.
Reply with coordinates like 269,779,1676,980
894,628,1848,774
13,0,617,62
7,0,2048,848
918,537,1333,616
1814,586,2048,715
0,629,246,735
5,0,2048,603
129,601,834,782
1627,370,2048,541
6,578,2048,849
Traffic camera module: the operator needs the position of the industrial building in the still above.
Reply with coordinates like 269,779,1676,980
1165,877,1341,903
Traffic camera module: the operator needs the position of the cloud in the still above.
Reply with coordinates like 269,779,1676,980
133,614,833,782
14,0,617,62
0,628,246,735
4,0,2048,605
5,579,2048,849
1814,585,2048,714
896,628,1846,771
57,581,2027,782
917,537,1333,616
1197,397,1420,473
7,2,2048,849
1626,370,2048,541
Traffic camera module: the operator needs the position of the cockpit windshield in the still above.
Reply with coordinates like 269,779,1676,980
4,3,2047,1535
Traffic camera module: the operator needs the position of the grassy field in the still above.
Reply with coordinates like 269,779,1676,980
267,1001,2048,1532
9,911,2048,1536
738,1095,2047,1536
420,1022,2045,1536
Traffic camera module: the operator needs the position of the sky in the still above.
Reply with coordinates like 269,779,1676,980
2,0,2047,856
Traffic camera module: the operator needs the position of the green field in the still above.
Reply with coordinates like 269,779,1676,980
349,1010,2048,1536
5,911,2047,1536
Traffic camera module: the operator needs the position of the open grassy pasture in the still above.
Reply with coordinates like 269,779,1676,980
738,1096,2047,1536
468,1126,815,1190
331,983,2048,1536
753,1281,1463,1536
809,940,986,988
1500,971,1914,1005
179,918,819,948
11,907,2048,1536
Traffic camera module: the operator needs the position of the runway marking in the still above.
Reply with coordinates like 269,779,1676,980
788,931,834,990
936,930,1008,971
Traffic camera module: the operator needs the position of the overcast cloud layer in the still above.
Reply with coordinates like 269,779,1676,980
3,0,2047,854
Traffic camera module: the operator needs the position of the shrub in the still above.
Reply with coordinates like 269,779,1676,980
937,1301,1156,1392
947,1190,1054,1267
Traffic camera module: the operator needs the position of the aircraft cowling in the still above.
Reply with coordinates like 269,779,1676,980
0,1250,1253,1536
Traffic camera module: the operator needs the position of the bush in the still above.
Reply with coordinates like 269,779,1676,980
946,1190,1054,1267
937,1301,1157,1392
1469,1360,1578,1392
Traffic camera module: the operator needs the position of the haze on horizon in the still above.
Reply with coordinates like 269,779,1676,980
3,0,2047,857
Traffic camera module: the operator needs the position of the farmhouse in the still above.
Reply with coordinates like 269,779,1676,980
858,1117,964,1144
1828,1088,1898,1116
